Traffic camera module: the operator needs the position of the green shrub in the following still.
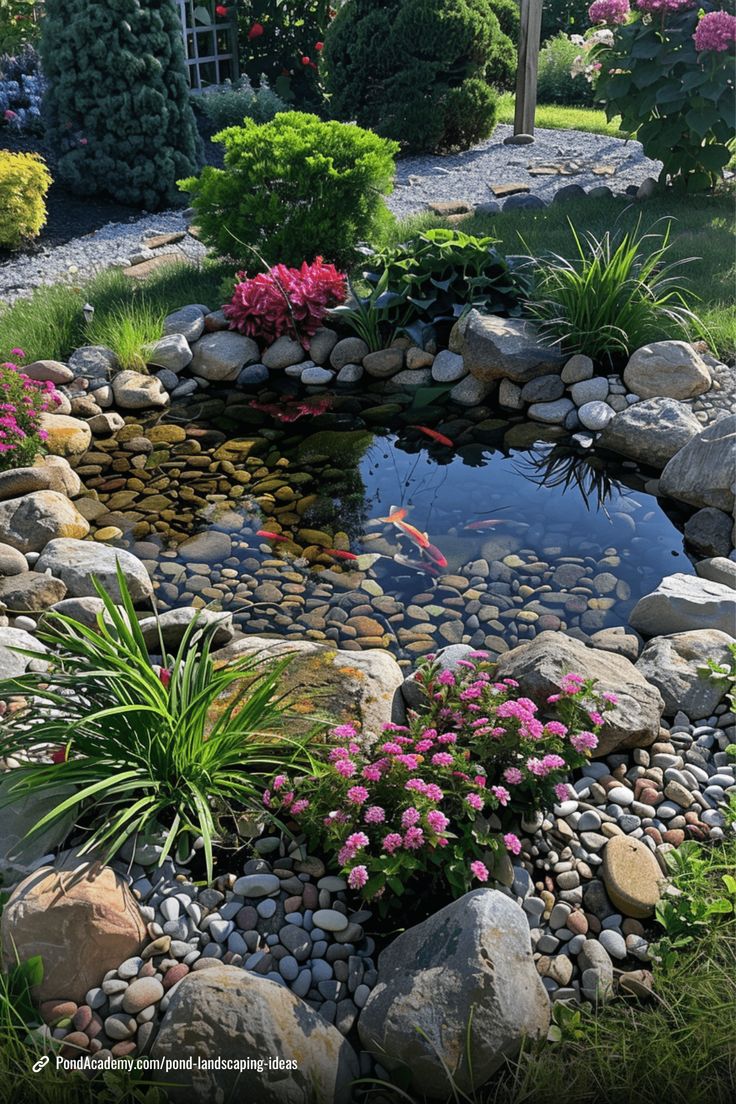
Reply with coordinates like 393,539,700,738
0,568,314,881
323,0,514,153
541,0,591,42
527,219,702,364
40,0,202,209
0,0,40,54
196,74,288,130
344,227,531,346
0,150,50,249
237,0,331,111
538,33,594,107
180,111,399,267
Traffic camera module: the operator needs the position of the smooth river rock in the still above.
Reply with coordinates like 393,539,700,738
635,629,735,717
598,397,702,469
623,340,711,400
35,538,153,604
629,573,736,637
659,414,736,513
0,491,89,553
601,835,663,919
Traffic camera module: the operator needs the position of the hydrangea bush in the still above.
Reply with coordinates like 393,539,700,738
224,258,347,347
266,656,616,911
586,0,736,190
0,45,44,134
0,350,60,468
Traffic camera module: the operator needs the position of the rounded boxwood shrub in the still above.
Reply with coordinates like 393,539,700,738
40,0,202,209
323,0,516,153
179,111,399,268
538,33,594,106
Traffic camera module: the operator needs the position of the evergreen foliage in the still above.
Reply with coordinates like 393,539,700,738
322,0,517,153
40,0,202,209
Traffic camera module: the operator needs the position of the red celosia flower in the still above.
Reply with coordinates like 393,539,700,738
248,21,264,39
223,258,347,348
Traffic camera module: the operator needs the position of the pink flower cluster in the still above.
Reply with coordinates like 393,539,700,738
693,9,736,52
0,352,60,465
635,0,695,13
588,0,630,24
223,257,347,348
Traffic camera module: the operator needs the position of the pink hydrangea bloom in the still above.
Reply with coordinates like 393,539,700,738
291,798,309,815
602,691,618,704
437,669,456,685
364,805,386,823
589,0,630,24
491,785,511,806
694,9,736,52
571,730,599,753
346,785,369,805
431,751,454,767
382,832,403,854
362,764,383,782
332,724,358,740
503,832,522,856
348,865,369,890
403,826,425,850
273,774,288,790
544,721,568,737
504,767,523,785
401,806,421,828
466,792,484,811
470,860,489,882
554,783,571,801
637,0,694,12
588,711,604,726
334,758,357,778
426,809,450,833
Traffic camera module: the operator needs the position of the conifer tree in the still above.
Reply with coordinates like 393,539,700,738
41,0,202,208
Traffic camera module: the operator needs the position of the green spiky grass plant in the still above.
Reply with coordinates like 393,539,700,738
84,300,166,372
526,217,703,364
0,567,318,881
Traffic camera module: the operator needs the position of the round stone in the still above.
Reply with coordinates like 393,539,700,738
121,977,164,1014
232,874,280,898
312,909,349,933
602,835,664,919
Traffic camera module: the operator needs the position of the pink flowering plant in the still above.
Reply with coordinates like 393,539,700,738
0,350,60,469
223,257,347,348
264,656,615,912
587,0,735,190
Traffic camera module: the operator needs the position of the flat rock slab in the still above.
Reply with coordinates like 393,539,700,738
602,835,663,919
629,573,736,637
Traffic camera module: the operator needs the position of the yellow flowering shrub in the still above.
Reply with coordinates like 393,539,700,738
0,150,51,249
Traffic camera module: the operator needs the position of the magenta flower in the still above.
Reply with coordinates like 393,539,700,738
290,798,309,815
470,860,489,882
589,0,630,24
554,783,570,801
362,764,382,782
403,826,425,850
570,730,599,753
364,805,385,824
694,10,736,52
431,751,454,767
382,832,403,854
491,785,511,806
401,806,421,828
503,833,522,856
465,792,484,811
426,809,450,833
503,767,523,785
273,774,288,790
332,724,358,739
348,865,369,890
347,785,369,805
334,758,357,778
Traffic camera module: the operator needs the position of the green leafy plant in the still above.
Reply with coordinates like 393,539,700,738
180,111,398,267
329,270,409,351
41,0,203,208
359,228,532,347
538,32,595,106
526,218,702,363
196,73,288,130
0,568,316,881
542,0,592,42
237,0,333,110
0,150,51,250
323,0,516,154
590,1,736,191
653,841,736,965
0,0,40,54
699,641,736,712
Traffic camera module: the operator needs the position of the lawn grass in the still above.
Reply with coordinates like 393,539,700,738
496,93,625,138
388,191,736,362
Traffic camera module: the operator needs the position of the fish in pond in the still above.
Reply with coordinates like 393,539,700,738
326,549,358,561
424,541,448,568
249,395,334,422
371,504,447,572
394,553,442,575
463,518,524,531
370,506,408,526
411,425,455,448
256,529,289,542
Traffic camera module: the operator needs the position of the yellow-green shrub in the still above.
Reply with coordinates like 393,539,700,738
0,151,51,249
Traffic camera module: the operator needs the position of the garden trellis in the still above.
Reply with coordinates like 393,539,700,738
176,0,240,91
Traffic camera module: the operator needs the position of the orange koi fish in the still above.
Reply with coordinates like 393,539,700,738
327,549,358,561
396,519,430,549
411,425,455,448
256,529,288,542
374,506,408,524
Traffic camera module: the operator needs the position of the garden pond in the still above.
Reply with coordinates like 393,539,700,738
81,384,695,668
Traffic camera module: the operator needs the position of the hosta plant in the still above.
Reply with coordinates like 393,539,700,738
0,569,317,880
587,0,736,191
354,228,532,347
266,655,616,913
526,218,702,363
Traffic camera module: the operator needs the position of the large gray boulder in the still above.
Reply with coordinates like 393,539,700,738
629,573,736,637
683,507,733,559
494,631,664,755
137,607,235,652
190,331,260,381
458,311,564,384
0,627,47,678
635,630,734,717
151,966,358,1104
35,539,153,604
598,397,702,469
358,890,549,1098
0,773,76,873
696,557,736,590
142,334,193,373
659,414,736,513
0,492,89,554
0,571,66,613
623,340,711,400
111,370,169,410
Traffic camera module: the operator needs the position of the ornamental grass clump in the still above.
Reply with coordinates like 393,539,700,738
0,350,60,469
224,257,347,347
527,218,702,363
266,655,615,912
0,568,316,881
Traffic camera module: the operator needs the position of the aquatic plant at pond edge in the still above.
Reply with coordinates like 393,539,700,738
0,568,318,882
526,218,703,362
266,656,616,913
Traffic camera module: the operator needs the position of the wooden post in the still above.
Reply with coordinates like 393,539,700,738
511,0,543,140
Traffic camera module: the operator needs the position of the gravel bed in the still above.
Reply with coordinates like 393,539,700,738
385,123,662,219
0,211,206,304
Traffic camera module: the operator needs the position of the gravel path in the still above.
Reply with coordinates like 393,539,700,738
0,210,205,304
386,123,662,218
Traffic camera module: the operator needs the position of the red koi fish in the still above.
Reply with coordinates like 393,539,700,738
423,542,448,568
256,529,289,542
411,425,455,448
463,518,516,531
327,549,358,561
396,519,431,549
